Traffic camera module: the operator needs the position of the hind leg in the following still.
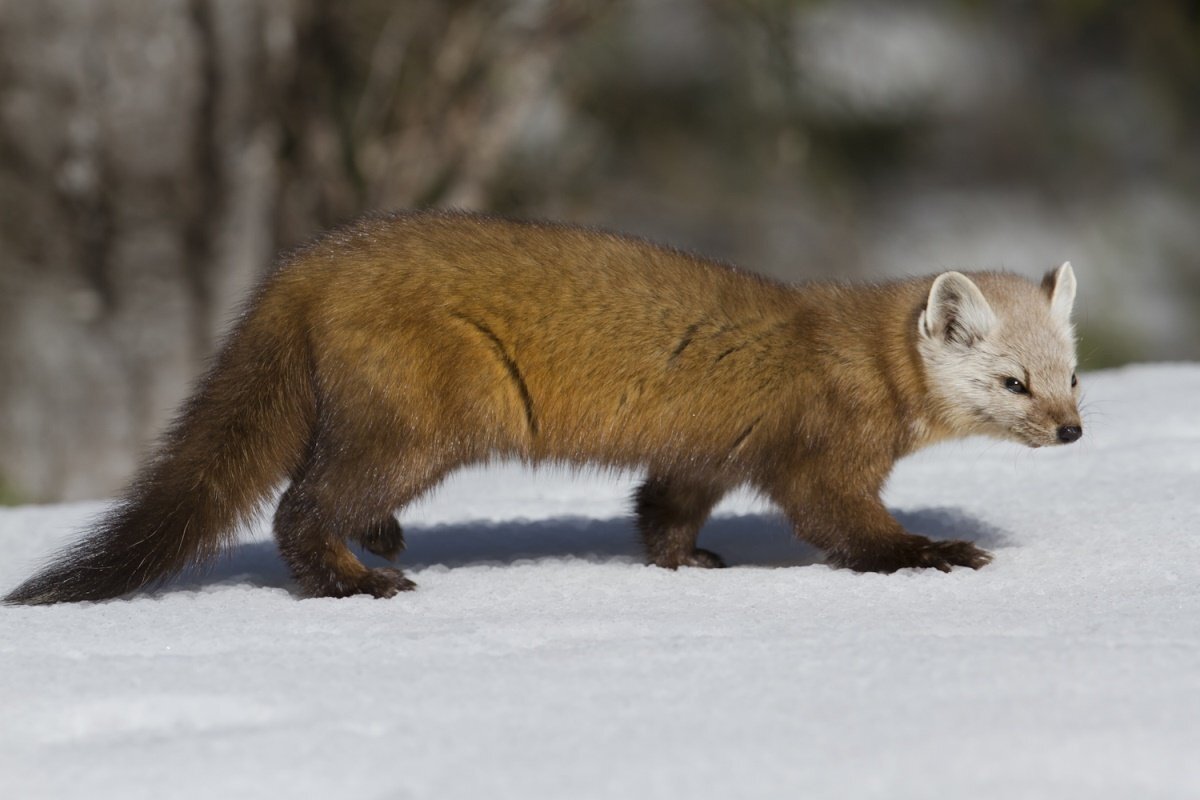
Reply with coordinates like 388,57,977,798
274,419,444,598
275,480,417,599
635,474,727,569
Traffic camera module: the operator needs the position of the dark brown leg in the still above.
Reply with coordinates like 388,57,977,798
275,478,416,598
772,474,990,573
273,412,444,598
635,474,727,569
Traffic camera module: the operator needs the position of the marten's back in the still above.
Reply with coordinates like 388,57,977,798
268,212,822,469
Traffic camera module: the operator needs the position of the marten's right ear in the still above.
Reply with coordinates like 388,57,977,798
919,271,996,347
1042,261,1076,325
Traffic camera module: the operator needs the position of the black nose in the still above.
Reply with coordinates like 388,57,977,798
1057,425,1082,443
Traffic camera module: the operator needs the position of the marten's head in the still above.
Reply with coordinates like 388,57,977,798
917,263,1082,448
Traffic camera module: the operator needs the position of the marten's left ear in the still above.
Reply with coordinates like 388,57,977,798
1042,261,1076,323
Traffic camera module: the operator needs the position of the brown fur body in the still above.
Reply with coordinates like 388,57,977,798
8,210,1057,604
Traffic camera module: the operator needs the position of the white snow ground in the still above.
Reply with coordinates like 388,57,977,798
1,364,1198,799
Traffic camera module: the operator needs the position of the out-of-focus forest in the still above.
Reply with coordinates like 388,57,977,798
1,0,1197,502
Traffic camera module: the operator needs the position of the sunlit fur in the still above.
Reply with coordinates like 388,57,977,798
4,212,1082,604
917,263,1081,448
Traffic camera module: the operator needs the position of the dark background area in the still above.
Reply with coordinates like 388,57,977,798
1,0,1197,501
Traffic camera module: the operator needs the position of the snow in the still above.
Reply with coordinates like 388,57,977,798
2,363,1198,799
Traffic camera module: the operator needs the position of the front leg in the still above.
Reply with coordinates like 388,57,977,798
772,475,990,573
634,474,728,569
832,529,992,573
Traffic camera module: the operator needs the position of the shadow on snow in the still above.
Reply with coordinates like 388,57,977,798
183,506,1009,595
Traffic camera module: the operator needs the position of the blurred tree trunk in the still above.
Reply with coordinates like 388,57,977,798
0,0,601,501
0,0,299,500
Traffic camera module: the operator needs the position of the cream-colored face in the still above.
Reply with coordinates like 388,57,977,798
918,264,1082,448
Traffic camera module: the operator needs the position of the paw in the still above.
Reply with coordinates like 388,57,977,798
358,517,406,561
682,548,727,569
305,566,416,599
910,539,992,572
650,548,727,570
836,537,992,574
353,567,417,598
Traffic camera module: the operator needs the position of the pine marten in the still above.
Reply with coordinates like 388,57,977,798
4,210,1082,604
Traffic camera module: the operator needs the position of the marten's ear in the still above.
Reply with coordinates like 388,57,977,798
919,271,996,347
1041,261,1076,324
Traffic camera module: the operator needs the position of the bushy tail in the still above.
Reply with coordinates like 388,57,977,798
4,305,314,605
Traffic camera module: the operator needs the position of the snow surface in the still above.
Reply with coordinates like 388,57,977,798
1,364,1198,799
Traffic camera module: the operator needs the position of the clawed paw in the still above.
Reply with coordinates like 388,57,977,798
836,537,992,574
307,566,416,599
650,547,727,570
356,567,416,598
915,540,992,572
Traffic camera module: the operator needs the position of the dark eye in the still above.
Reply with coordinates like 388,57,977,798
1004,377,1028,395
1071,372,1078,388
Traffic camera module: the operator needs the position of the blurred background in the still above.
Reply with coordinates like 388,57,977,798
1,0,1197,502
